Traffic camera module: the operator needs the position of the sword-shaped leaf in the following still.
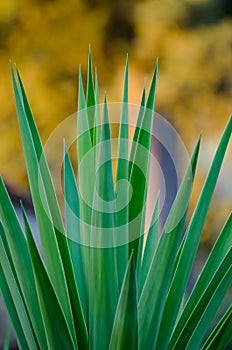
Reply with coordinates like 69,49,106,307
171,253,232,349
115,56,129,289
0,178,47,349
138,135,201,349
170,213,232,348
109,253,138,350
94,68,101,149
86,48,95,145
89,97,119,350
139,195,160,296
157,116,232,349
129,61,158,265
21,206,76,349
0,238,36,350
64,144,88,325
129,82,146,174
12,68,88,349
77,67,95,330
202,304,232,350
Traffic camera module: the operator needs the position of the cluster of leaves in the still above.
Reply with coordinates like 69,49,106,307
0,54,231,349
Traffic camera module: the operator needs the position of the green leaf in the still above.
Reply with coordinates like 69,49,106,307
59,230,89,348
171,250,232,349
94,68,101,148
3,327,11,350
89,96,119,350
139,195,160,296
5,54,231,350
0,221,15,274
12,67,88,349
64,144,88,324
157,116,232,349
0,178,47,349
115,55,129,289
15,68,64,233
12,65,69,310
129,82,146,174
86,48,95,145
21,206,76,350
129,61,158,265
0,267,28,350
170,213,232,348
77,66,95,330
138,135,201,350
77,66,95,226
0,239,36,350
109,253,138,350
0,224,28,349
202,304,232,350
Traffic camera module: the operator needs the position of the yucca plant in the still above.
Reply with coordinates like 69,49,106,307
0,53,231,350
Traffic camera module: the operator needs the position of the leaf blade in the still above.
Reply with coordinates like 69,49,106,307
115,56,129,289
109,253,138,350
0,178,47,349
157,116,232,349
64,144,88,325
129,61,158,265
21,206,76,350
89,97,119,350
0,238,36,350
139,196,160,296
138,135,201,349
169,212,232,348
171,250,232,349
86,48,95,145
12,67,88,349
202,304,232,350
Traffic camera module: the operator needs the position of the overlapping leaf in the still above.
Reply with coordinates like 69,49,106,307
129,61,158,265
156,116,232,350
77,66,95,330
64,144,87,325
0,178,46,349
0,237,36,350
11,66,88,349
169,213,232,348
202,304,232,350
89,97,119,350
115,56,129,289
109,253,138,350
21,206,76,349
139,196,160,296
138,135,201,349
0,57,231,350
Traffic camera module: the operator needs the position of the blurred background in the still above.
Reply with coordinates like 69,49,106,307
0,0,231,347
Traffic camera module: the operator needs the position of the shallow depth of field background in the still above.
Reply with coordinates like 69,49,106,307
0,0,231,343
